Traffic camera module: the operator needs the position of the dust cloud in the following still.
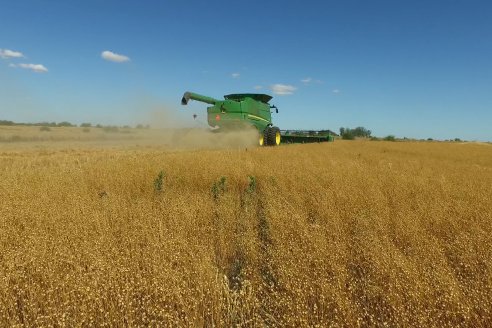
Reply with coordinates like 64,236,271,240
0,90,261,151
120,96,258,150
129,96,261,150
158,127,260,150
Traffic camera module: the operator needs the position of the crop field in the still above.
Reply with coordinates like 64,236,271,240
1,130,492,326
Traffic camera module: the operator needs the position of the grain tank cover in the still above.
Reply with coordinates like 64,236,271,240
224,94,273,104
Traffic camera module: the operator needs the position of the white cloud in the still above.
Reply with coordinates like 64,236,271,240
332,89,341,94
9,63,17,68
101,50,130,63
302,77,324,84
18,63,48,73
231,73,240,78
254,85,263,90
0,49,25,59
270,84,297,95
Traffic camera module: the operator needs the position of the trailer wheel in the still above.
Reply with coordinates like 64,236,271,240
267,126,281,146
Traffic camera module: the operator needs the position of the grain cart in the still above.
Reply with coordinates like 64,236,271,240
181,91,281,146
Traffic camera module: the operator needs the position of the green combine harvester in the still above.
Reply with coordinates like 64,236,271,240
181,91,334,146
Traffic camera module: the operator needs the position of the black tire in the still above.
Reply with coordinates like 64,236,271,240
266,126,281,146
262,127,271,146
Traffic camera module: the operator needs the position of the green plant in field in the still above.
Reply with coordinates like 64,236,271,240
153,170,165,192
247,175,256,193
211,176,227,200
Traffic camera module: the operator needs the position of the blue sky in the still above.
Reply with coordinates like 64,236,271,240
1,0,491,140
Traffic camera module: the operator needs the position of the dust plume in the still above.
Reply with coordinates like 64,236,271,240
162,127,260,150
0,90,261,151
130,94,261,150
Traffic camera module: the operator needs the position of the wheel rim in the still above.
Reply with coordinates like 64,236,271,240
259,134,264,146
275,131,281,145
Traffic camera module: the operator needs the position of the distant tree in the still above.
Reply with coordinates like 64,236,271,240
0,120,15,126
352,126,372,138
80,123,92,128
339,127,354,140
339,126,371,140
136,124,145,129
427,138,434,141
383,135,396,141
454,138,462,142
57,121,74,127
36,122,47,127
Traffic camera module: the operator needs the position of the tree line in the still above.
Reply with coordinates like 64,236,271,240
339,127,372,140
0,120,150,129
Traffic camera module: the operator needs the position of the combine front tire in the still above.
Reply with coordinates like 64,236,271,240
259,131,265,146
266,126,281,146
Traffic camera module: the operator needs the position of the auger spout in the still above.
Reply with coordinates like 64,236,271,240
181,91,218,106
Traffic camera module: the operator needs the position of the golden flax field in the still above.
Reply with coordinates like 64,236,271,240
1,128,492,327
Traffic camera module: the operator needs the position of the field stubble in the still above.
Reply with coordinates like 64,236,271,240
1,139,491,327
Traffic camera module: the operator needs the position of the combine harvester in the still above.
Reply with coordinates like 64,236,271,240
181,91,334,146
